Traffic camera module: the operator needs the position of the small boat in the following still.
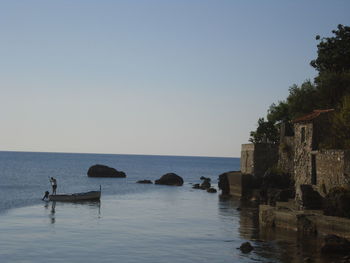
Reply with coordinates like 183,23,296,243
49,187,101,202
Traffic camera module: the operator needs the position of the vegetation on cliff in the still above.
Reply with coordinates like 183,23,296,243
250,24,350,148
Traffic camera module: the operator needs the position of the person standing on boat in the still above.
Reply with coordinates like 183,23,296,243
50,177,57,195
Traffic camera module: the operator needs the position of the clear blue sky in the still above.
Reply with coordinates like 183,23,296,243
0,1,349,157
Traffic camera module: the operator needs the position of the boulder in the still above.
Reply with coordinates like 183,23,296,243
239,242,254,253
299,184,324,209
297,214,317,235
137,180,153,184
87,164,126,178
260,188,295,206
155,173,184,186
218,172,230,195
192,184,201,189
323,187,350,218
200,177,211,189
261,170,292,189
321,235,350,254
207,188,217,193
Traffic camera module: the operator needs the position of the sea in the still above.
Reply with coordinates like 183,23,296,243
0,151,335,263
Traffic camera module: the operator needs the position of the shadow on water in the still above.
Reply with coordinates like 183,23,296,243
43,200,101,224
217,196,342,263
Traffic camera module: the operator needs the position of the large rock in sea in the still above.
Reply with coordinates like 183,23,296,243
155,173,184,186
87,164,126,178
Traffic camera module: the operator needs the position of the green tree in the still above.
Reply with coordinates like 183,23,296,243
266,80,318,123
286,80,319,118
249,118,279,144
267,101,289,124
311,24,350,108
310,24,350,73
321,95,350,149
249,25,350,146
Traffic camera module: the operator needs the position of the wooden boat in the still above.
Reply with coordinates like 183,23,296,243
49,188,101,202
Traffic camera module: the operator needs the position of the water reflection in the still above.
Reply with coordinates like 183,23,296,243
217,196,338,263
43,200,101,224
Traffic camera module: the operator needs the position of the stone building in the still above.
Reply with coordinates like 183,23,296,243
278,122,295,176
292,109,350,202
228,109,349,202
241,143,278,177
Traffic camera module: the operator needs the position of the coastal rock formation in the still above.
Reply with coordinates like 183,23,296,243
260,188,295,206
218,172,230,195
321,235,350,255
155,173,184,186
323,187,350,218
207,188,217,193
87,164,126,178
192,184,201,189
239,242,254,253
298,184,324,209
200,176,211,190
137,180,153,184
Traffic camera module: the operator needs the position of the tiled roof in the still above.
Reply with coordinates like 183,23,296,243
293,109,334,123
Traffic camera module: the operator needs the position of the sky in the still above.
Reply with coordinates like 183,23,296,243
0,1,350,157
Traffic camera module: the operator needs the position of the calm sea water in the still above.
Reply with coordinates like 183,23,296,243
0,151,336,263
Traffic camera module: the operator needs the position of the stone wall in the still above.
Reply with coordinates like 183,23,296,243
241,144,254,174
294,123,314,200
259,204,350,239
241,143,278,177
278,136,295,176
226,172,253,198
316,150,350,195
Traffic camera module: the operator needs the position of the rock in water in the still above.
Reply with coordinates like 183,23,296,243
321,235,350,254
155,173,184,186
192,184,201,189
137,180,153,184
239,242,254,253
207,188,217,193
200,177,211,189
87,164,126,178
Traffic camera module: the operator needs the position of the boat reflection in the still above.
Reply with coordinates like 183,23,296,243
43,200,101,224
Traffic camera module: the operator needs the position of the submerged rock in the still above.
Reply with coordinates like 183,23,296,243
137,180,153,184
155,173,184,186
207,188,217,193
87,164,126,178
192,184,201,189
239,242,254,253
321,235,350,255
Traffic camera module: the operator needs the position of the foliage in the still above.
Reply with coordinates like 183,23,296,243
315,70,350,108
267,80,319,124
312,24,350,108
250,24,350,147
249,118,279,144
286,81,319,118
320,95,350,149
323,187,350,218
310,24,350,73
267,101,289,123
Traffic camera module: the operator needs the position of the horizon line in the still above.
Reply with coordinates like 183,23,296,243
0,149,239,159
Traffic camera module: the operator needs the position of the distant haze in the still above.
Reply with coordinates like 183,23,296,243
1,1,350,157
